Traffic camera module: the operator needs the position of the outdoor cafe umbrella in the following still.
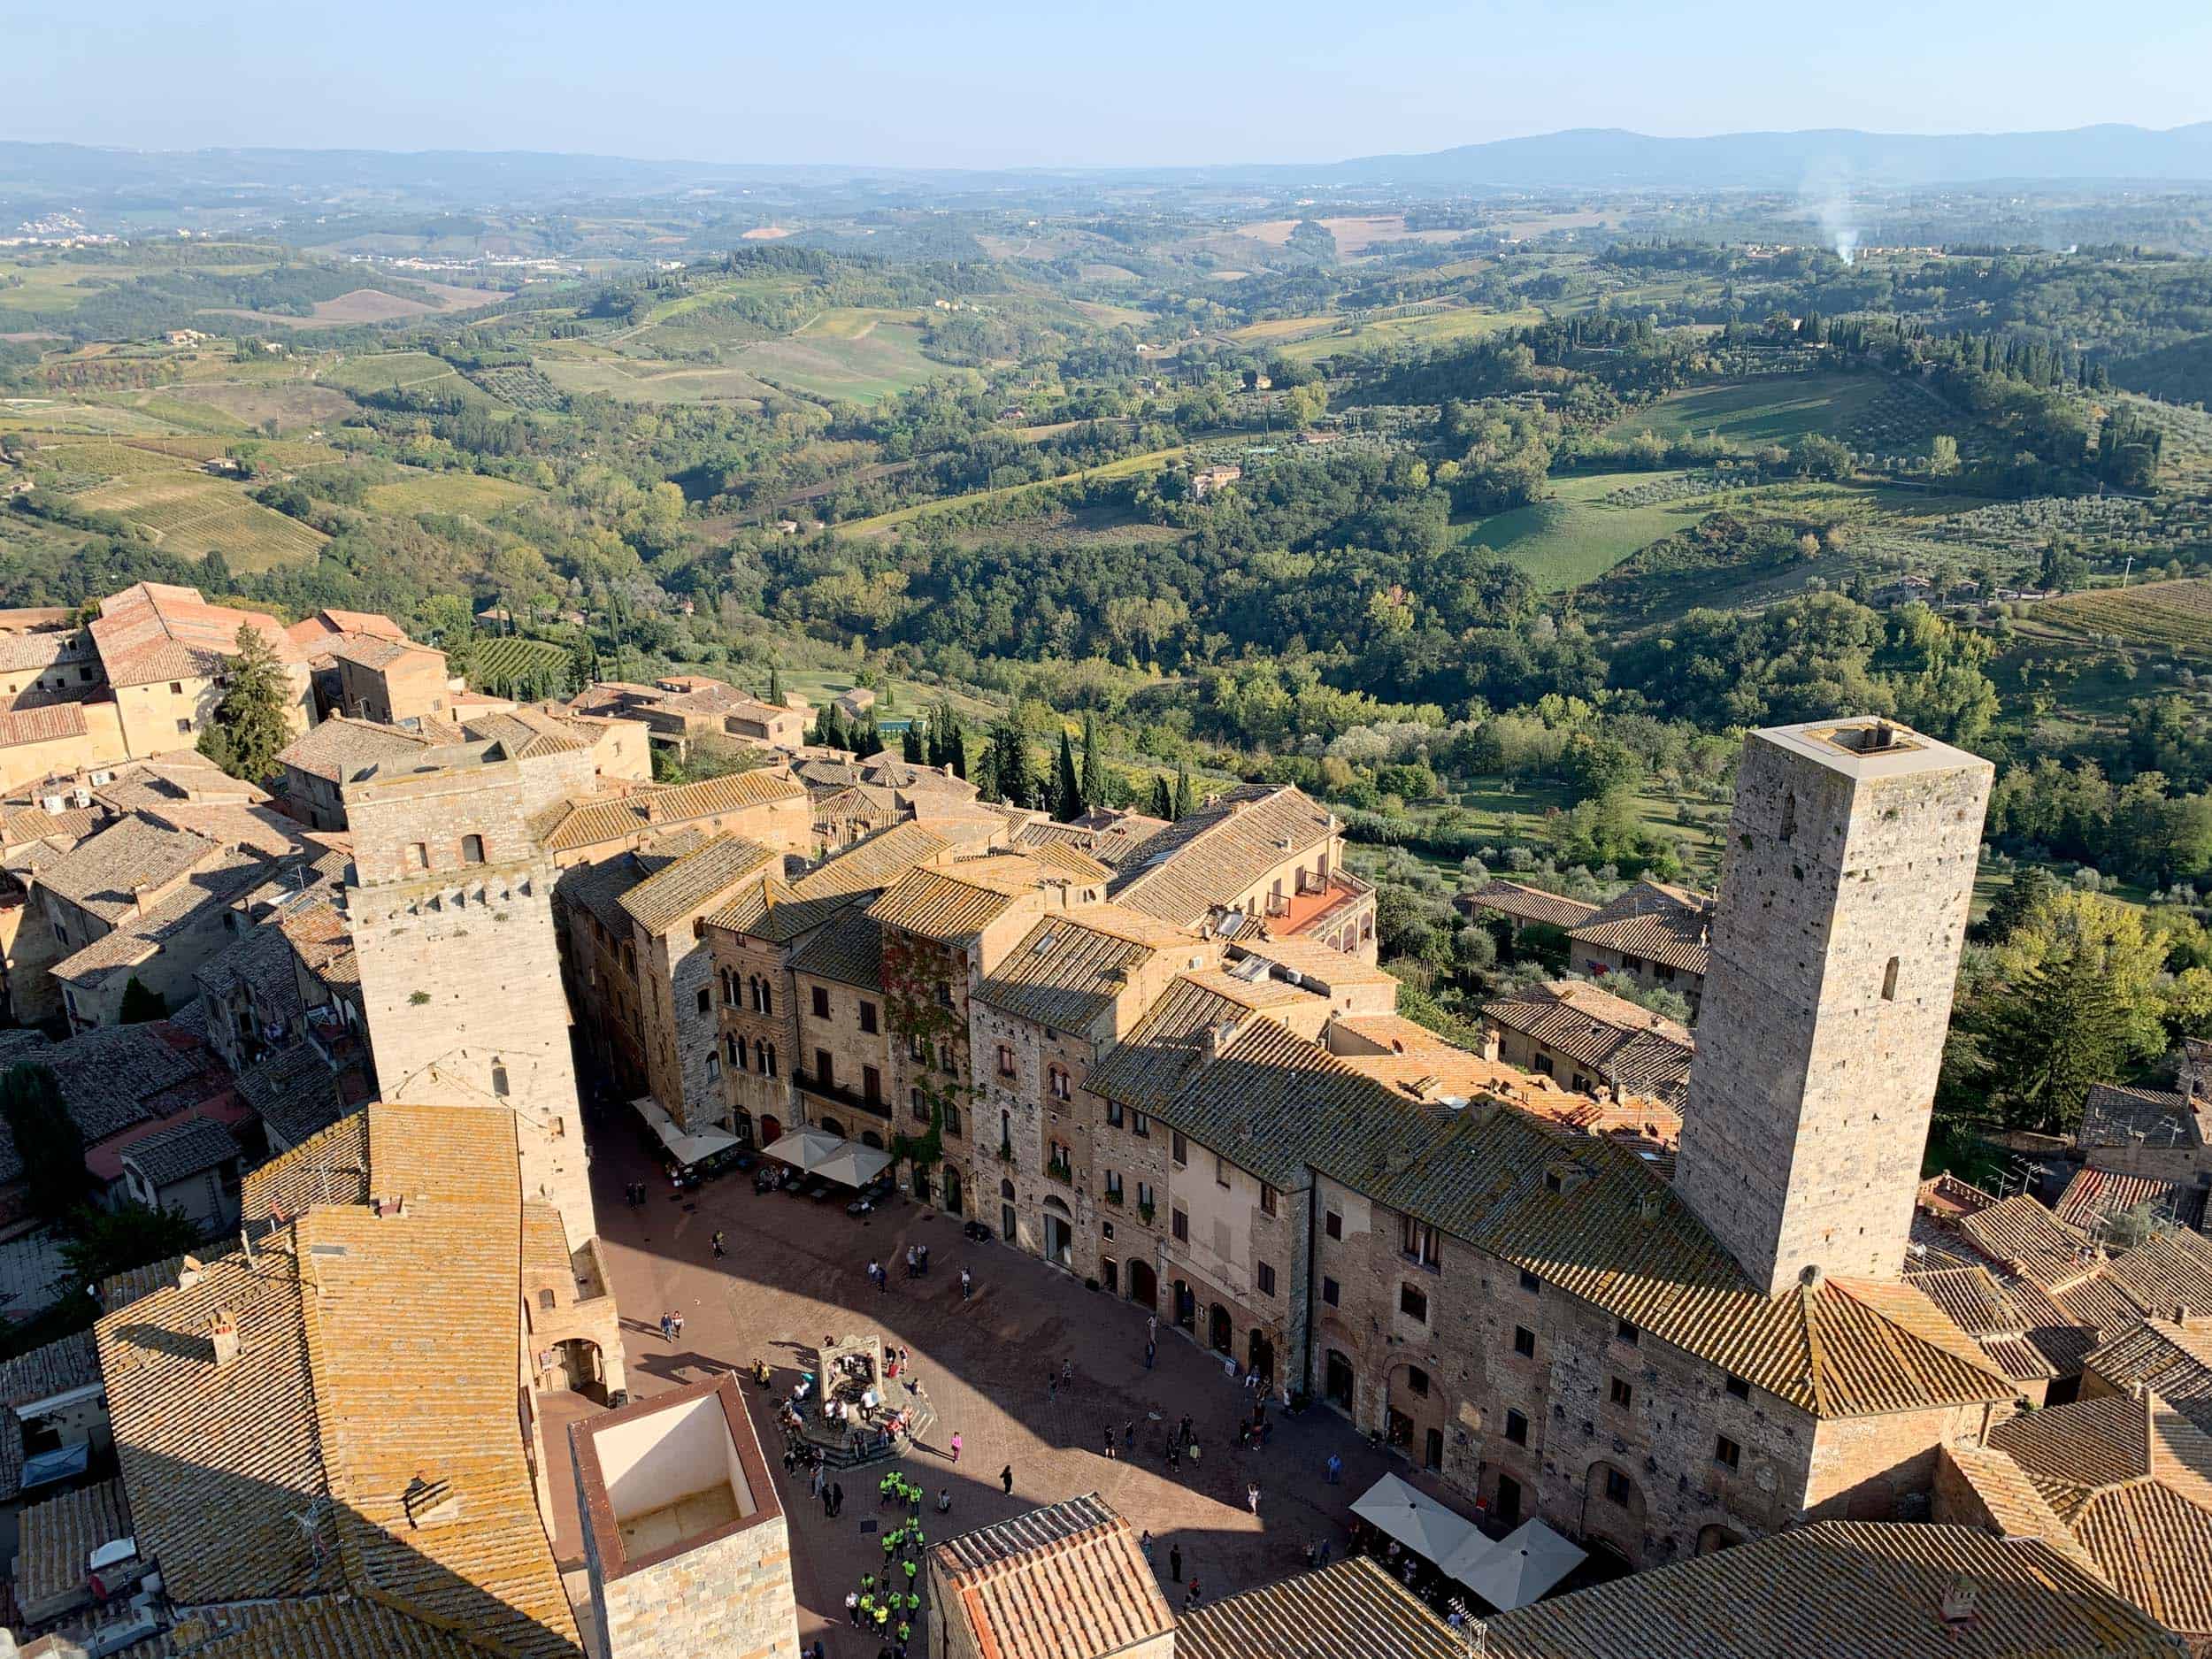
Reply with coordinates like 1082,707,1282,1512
763,1125,844,1174
813,1140,893,1189
1445,1517,1586,1611
1348,1473,1478,1566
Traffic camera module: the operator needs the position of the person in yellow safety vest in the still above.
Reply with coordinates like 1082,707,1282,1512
873,1605,889,1631
902,1558,918,1581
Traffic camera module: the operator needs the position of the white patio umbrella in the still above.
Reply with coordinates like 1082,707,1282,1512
1348,1473,1478,1565
814,1141,893,1189
764,1125,843,1173
1447,1517,1586,1611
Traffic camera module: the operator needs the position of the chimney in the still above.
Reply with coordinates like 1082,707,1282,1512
1938,1578,1979,1625
1201,1019,1240,1063
1479,1026,1501,1063
642,796,661,823
131,881,156,918
1637,1191,1663,1223
210,1309,242,1368
175,1254,204,1291
2174,1305,2193,1325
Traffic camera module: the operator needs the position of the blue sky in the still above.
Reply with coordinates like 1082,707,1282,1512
6,0,2208,168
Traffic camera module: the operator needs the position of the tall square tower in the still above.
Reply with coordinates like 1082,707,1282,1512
1674,718,1993,1296
344,743,597,1252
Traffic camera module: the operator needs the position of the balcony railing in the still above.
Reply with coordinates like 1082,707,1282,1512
795,1072,887,1117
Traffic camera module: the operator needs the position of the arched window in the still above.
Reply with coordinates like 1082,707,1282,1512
461,833,485,864
1001,1178,1016,1200
1048,1064,1071,1102
763,1043,778,1078
759,982,772,1016
727,1033,743,1069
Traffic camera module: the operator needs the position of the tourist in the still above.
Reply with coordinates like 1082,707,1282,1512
1144,1340,1155,1370
1169,1544,1182,1583
1140,1530,1154,1562
949,1431,962,1464
1148,1314,1157,1344
1124,1420,1135,1454
1325,1452,1342,1485
832,1480,844,1517
960,1266,972,1299
845,1591,859,1626
1061,1360,1073,1390
659,1311,674,1343
1102,1425,1117,1460
671,1310,685,1341
937,1487,951,1513
1247,1483,1261,1517
1000,1463,1013,1495
1185,1578,1202,1611
917,1243,929,1274
711,1229,726,1258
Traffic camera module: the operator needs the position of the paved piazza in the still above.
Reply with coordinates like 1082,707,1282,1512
560,1127,1421,1655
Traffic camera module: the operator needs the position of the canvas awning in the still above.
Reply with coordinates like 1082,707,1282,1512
1349,1473,1477,1565
1445,1517,1586,1611
764,1125,889,1188
632,1096,741,1170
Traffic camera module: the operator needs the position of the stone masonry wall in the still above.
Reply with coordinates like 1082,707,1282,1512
592,1509,800,1659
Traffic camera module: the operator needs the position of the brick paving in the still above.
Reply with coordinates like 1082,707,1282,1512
565,1128,1420,1655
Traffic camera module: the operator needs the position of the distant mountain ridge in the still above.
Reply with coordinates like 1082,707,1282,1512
4,122,2211,207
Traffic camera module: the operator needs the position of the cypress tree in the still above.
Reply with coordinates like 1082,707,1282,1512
902,723,926,763
1079,712,1105,807
1151,774,1173,818
768,664,783,706
1054,728,1082,822
1171,763,1194,820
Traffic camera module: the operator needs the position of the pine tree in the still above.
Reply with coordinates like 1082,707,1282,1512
1980,865,2055,945
197,624,294,785
856,717,885,759
1054,728,1082,822
1171,763,1194,820
1079,712,1105,808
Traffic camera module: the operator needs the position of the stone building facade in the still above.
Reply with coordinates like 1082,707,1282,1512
1674,719,1994,1295
344,746,597,1253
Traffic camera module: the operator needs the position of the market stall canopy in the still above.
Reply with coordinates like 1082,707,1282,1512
633,1095,741,1168
1445,1517,1586,1611
763,1125,845,1173
1349,1473,1477,1565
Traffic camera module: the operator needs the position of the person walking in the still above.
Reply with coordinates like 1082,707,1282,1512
1247,1483,1261,1517
1060,1360,1073,1391
1102,1425,1117,1460
711,1229,726,1258
1000,1463,1013,1495
1169,1544,1182,1584
1047,1371,1057,1403
671,1310,685,1341
1325,1452,1341,1486
937,1487,952,1513
1144,1339,1155,1371
1184,1578,1201,1611
1140,1530,1154,1563
960,1266,972,1299
658,1311,674,1343
1147,1314,1157,1344
832,1480,844,1517
1123,1420,1135,1455
949,1432,963,1464
845,1591,860,1626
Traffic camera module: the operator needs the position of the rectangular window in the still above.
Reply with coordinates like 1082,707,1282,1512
811,986,831,1019
942,1102,962,1138
1259,1183,1277,1217
996,1044,1016,1079
1171,1131,1187,1166
1399,1283,1428,1324
696,987,711,1014
1256,1261,1276,1296
1504,1409,1528,1446
1715,1435,1742,1471
859,1000,879,1034
1401,1215,1440,1270
1171,1208,1188,1243
1724,1375,1750,1402
863,1065,881,1106
1325,1210,1342,1240
1609,1378,1633,1409
1513,1326,1536,1358
1617,1318,1640,1347
1107,1099,1124,1128
814,1048,833,1087
1214,1153,1230,1189
1106,1170,1124,1202
1604,1469,1632,1505
1406,1365,1429,1397
1518,1268,1540,1294
1137,1181,1154,1211
1322,1276,1340,1308
1131,1111,1149,1138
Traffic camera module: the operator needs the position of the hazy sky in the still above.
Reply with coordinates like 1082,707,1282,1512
7,0,2208,168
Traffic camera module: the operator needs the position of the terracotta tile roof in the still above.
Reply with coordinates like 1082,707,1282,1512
459,710,585,759
1226,933,1396,989
2056,1165,2200,1233
1109,785,1337,928
0,631,83,673
329,636,440,673
811,784,901,836
1566,879,1714,976
1941,1442,2095,1565
974,906,1202,1032
1460,878,1601,930
97,1102,579,1658
1084,973,1302,1116
35,811,220,920
1983,1393,2212,1640
930,1494,1172,1659
868,856,1067,941
51,843,277,988
1015,811,1172,871
0,1329,100,1408
243,1110,372,1225
2087,1319,2212,1436
90,582,305,687
196,921,309,1018
787,907,885,990
2080,1084,2202,1152
278,895,358,992
1474,1520,2184,1659
1178,1555,1459,1659
37,1019,212,1142
237,1042,353,1150
122,1114,242,1187
1916,1171,2000,1221
1907,1265,2060,1383
277,716,443,785
1482,979,1694,1105
534,769,804,855
2107,1228,2212,1319
616,833,774,934
0,702,88,750
1957,1194,2100,1288
16,1475,131,1615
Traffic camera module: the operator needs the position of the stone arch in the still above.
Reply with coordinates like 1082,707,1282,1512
1579,1458,1647,1564
1695,1524,1741,1555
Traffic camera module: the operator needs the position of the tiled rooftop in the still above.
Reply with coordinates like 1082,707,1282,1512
787,906,886,990
89,582,305,688
931,1494,1173,1659
1109,785,1337,929
974,905,1203,1033
2086,1318,2212,1435
1458,877,1601,930
1177,1555,1460,1659
275,715,444,784
121,1113,242,1187
616,833,774,933
1565,879,1714,976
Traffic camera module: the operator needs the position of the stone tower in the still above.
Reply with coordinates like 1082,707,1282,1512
344,744,597,1252
1674,718,1993,1296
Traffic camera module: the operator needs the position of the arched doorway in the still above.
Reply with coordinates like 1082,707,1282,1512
1001,1178,1017,1244
1579,1460,1646,1566
760,1116,781,1145
911,1166,931,1203
1042,1195,1073,1270
819,1118,844,1137
943,1171,964,1215
1248,1329,1274,1386
1172,1279,1196,1332
1325,1349,1355,1412
555,1338,607,1403
1126,1258,1157,1310
1208,1303,1232,1354
732,1107,754,1145
861,1130,884,1149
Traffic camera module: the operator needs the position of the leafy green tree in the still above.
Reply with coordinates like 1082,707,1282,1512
1054,727,1082,822
196,623,294,784
1979,865,2055,944
1,1064,84,1224
61,1203,202,1294
119,977,166,1024
1928,434,1960,476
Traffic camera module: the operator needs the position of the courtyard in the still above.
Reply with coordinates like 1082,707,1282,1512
562,1126,1432,1655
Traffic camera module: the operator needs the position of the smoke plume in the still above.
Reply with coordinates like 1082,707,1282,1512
1801,161,1861,266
